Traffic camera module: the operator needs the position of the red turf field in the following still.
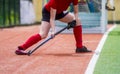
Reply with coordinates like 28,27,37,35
0,25,106,74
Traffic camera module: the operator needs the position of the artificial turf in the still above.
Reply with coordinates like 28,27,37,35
94,25,120,74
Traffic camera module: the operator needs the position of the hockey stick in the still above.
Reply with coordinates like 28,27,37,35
27,26,67,56
27,20,76,56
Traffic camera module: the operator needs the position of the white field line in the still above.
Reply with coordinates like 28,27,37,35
85,25,116,74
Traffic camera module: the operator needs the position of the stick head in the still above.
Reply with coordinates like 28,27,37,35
27,50,32,56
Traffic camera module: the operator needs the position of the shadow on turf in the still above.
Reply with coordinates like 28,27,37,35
38,52,93,57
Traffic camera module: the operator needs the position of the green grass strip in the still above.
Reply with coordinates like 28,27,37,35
94,25,120,74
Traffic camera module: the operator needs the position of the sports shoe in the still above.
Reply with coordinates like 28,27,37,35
76,46,92,53
15,47,27,55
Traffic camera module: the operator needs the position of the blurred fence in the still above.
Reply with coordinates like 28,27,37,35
0,0,20,28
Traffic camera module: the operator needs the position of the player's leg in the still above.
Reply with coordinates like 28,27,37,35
15,21,51,55
59,12,92,53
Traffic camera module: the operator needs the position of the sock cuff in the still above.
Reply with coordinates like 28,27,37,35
74,25,82,28
36,33,41,40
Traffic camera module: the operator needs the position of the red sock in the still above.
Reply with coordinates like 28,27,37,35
19,34,41,50
73,25,83,48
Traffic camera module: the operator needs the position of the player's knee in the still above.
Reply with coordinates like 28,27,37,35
39,33,48,39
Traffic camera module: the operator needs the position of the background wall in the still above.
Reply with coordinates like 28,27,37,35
108,0,120,23
33,0,42,22
33,0,120,23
